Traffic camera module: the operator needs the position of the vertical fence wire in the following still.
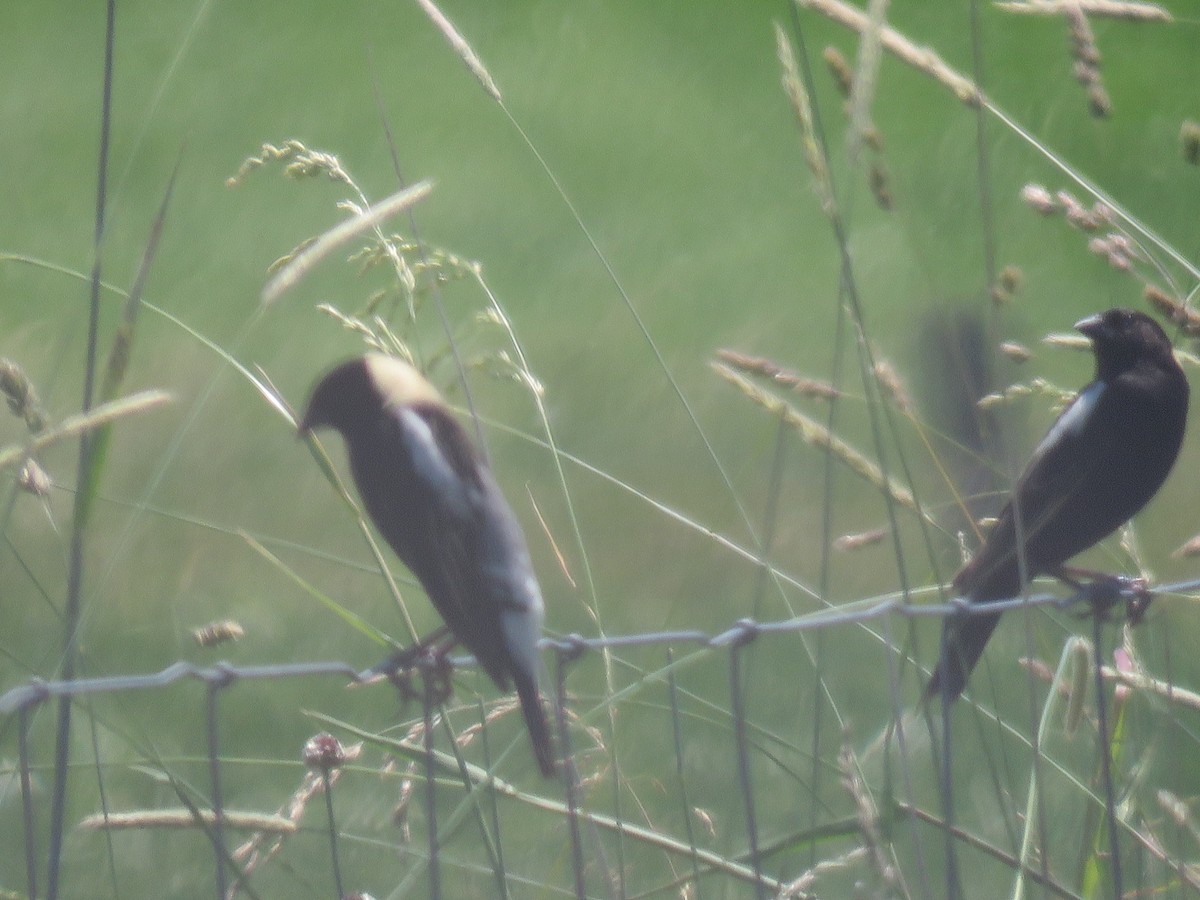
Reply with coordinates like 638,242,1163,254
729,633,765,899
206,681,228,899
935,631,963,900
19,706,38,900
555,645,587,900
421,674,442,900
1091,613,1124,899
666,648,704,898
610,701,628,900
476,697,511,900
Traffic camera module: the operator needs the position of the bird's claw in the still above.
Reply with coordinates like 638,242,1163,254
1072,574,1153,624
365,640,456,705
419,647,455,705
1124,577,1154,625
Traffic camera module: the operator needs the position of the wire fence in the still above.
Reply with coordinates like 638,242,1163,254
5,577,1200,899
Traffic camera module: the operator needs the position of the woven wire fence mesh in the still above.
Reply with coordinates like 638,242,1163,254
4,578,1200,899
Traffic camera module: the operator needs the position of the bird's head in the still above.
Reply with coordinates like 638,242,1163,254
299,354,442,436
1076,308,1174,380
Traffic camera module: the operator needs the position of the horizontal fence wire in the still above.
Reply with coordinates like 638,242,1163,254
5,576,1197,716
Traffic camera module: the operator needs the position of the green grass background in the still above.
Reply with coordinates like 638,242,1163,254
2,1,1199,896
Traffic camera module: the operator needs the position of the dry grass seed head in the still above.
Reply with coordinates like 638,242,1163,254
226,140,352,188
17,458,50,496
1171,534,1200,559
798,0,984,107
0,358,48,433
823,45,854,96
775,23,836,219
1018,656,1057,684
303,732,358,771
414,0,502,103
833,528,888,551
1021,183,1059,215
1087,84,1113,118
192,619,246,647
996,1,1171,23
873,356,912,413
868,160,893,209
990,266,1023,305
1144,285,1200,336
999,341,1032,363
714,362,931,521
715,349,842,400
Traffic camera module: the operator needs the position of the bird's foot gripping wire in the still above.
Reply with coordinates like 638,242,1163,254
384,645,456,706
1058,568,1153,624
360,627,456,705
1122,578,1154,625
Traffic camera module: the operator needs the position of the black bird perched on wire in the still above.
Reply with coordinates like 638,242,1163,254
928,308,1189,701
299,354,556,776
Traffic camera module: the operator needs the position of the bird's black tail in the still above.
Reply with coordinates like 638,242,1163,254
513,668,557,778
925,609,1003,702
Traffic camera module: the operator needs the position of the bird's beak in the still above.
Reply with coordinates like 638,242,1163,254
1075,313,1104,340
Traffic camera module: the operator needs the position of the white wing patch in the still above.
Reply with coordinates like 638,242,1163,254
398,408,472,515
1032,379,1105,461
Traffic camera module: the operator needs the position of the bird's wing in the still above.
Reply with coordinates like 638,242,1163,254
390,407,514,685
935,381,1111,697
953,380,1108,599
1027,380,1104,471
395,407,476,516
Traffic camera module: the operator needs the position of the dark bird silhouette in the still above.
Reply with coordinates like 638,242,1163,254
928,309,1189,701
300,355,556,776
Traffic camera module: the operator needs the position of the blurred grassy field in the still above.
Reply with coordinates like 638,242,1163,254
2,1,1200,896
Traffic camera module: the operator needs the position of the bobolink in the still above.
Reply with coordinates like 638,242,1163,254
300,355,556,776
929,309,1189,701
